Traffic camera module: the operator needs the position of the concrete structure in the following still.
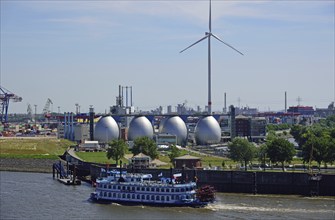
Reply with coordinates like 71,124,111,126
127,116,153,141
74,124,89,143
250,117,266,141
235,115,249,137
94,116,120,143
155,133,177,146
194,116,221,145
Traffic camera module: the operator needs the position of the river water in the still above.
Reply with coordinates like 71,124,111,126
0,171,334,220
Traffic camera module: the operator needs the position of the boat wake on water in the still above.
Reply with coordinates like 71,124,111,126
204,202,334,215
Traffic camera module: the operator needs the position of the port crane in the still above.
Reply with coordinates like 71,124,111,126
43,98,53,119
0,86,22,123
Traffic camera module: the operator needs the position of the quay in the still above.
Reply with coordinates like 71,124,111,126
52,160,81,185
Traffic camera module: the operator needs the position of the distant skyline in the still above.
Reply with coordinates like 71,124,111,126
1,0,334,114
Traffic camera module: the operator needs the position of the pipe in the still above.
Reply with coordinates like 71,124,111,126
126,86,128,107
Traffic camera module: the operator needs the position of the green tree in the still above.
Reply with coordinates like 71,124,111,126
228,138,255,171
325,128,335,165
302,127,332,170
266,137,295,171
132,136,158,159
168,144,181,162
257,144,268,169
106,139,127,166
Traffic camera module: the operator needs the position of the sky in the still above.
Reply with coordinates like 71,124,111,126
1,0,334,114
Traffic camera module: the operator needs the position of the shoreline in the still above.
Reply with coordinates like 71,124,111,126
0,158,59,173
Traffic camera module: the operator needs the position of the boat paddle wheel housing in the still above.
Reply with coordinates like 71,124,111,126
196,185,216,203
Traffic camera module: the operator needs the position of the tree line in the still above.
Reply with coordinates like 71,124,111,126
228,115,335,171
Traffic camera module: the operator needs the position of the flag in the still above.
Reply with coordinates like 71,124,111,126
173,173,182,179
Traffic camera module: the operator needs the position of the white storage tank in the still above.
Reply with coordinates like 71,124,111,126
159,116,188,146
127,116,154,141
94,116,120,143
195,116,221,145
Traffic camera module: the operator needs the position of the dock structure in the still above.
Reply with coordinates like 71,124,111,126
52,160,81,185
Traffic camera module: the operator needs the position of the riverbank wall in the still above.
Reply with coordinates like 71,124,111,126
2,154,333,196
0,158,57,173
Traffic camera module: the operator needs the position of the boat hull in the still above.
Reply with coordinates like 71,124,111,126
89,193,207,207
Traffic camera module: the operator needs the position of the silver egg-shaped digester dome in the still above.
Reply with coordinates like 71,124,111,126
94,116,120,142
195,116,221,145
159,116,187,146
128,116,154,141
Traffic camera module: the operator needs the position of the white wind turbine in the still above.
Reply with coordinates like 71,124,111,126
180,0,243,115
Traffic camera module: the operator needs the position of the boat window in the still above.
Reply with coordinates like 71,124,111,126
141,187,145,191
122,186,126,190
118,193,121,198
161,188,165,193
104,192,107,197
112,185,116,190
146,187,149,191
151,195,155,200
171,195,175,200
118,186,121,190
166,196,170,201
156,195,160,200
113,193,116,198
151,188,154,192
171,189,174,193
127,194,131,199
146,195,150,200
161,196,165,201
176,189,179,192
136,187,140,191
166,188,170,193
156,188,159,192
181,188,185,192
108,192,111,197
122,194,126,198
132,194,135,199
142,195,145,200
137,195,140,200
176,195,179,200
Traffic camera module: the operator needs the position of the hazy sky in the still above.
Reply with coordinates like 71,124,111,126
1,0,334,114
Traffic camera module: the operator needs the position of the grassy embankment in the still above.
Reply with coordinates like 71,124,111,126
0,137,74,159
0,137,74,173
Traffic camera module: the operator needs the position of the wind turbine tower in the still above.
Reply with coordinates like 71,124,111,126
180,0,243,115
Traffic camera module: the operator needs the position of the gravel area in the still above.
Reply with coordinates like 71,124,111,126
0,158,59,173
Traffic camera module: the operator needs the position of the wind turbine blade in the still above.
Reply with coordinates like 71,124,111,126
209,0,212,32
211,33,244,55
180,35,209,53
